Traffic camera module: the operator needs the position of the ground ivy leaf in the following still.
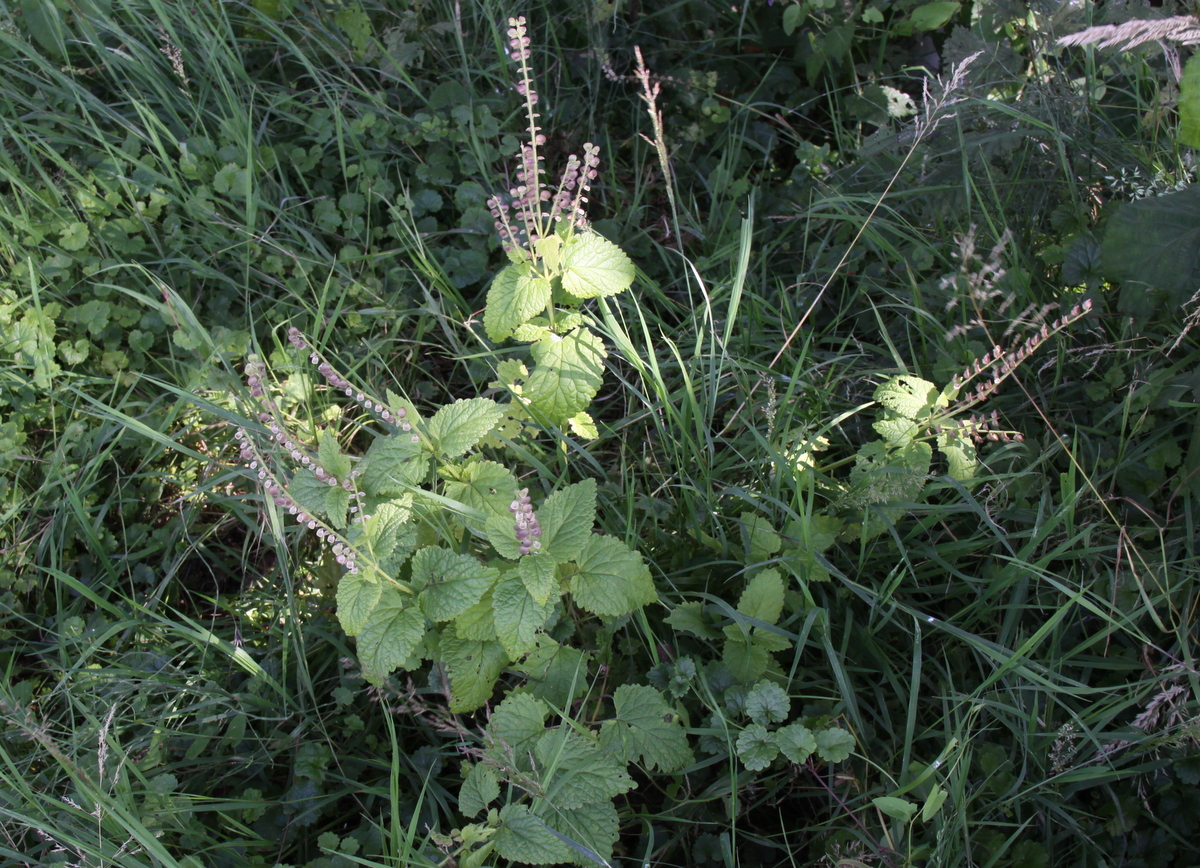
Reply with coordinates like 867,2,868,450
559,230,636,300
440,625,509,713
360,433,427,498
336,568,382,637
736,723,779,771
535,728,634,809
611,684,694,772
424,397,503,458
458,763,499,818
413,546,499,622
737,569,784,625
485,263,553,342
570,534,656,617
493,804,573,865
814,727,856,763
493,570,554,658
543,799,620,868
745,680,790,726
538,478,596,562
524,327,606,425
519,554,560,606
775,722,817,764
357,588,425,685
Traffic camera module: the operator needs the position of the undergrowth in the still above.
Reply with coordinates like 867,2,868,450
2,1,1200,867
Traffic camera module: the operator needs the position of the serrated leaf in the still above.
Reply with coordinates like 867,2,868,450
485,263,553,342
425,398,503,458
357,588,425,685
567,411,598,439
59,221,90,251
666,601,723,639
536,728,634,809
288,468,330,518
740,512,781,563
611,684,693,772
317,429,352,478
538,479,596,562
486,512,525,560
873,409,920,445
745,680,790,726
873,796,918,821
736,723,779,770
1102,185,1200,298
520,555,560,606
488,693,549,761
441,625,509,712
514,638,591,708
441,459,520,525
570,534,656,617
336,568,382,637
362,496,414,568
559,230,636,300
413,547,499,622
775,722,817,763
737,569,785,625
454,587,498,640
543,799,620,868
326,486,350,529
524,327,607,425
722,640,770,682
493,804,573,865
493,570,555,658
874,375,943,419
361,433,427,498
458,763,498,818
921,786,948,822
938,434,978,481
814,727,856,763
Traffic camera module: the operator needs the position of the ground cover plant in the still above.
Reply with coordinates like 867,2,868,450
2,0,1200,866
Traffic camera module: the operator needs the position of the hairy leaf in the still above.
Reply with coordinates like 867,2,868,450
543,799,620,868
524,327,606,425
441,626,509,713
570,534,656,617
609,684,693,772
357,588,425,685
413,546,499,622
488,693,549,763
485,263,553,342
538,478,596,562
737,569,785,625
519,554,560,606
559,230,636,300
336,568,382,637
360,433,427,498
458,763,498,818
493,570,554,658
493,804,573,865
424,398,503,458
536,728,634,809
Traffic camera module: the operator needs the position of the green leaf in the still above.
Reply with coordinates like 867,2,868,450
524,327,607,425
536,728,634,809
783,3,805,35
324,486,348,529
814,727,856,763
458,763,498,818
493,570,555,658
361,496,415,570
722,640,770,683
357,588,426,685
737,569,785,625
361,433,427,498
288,468,330,518
610,684,693,772
1181,53,1200,148
745,680,790,726
441,459,520,525
318,429,352,479
441,626,509,712
59,222,90,252
873,796,918,821
570,534,656,617
920,786,948,822
665,601,723,639
775,722,817,764
1102,185,1200,299
559,230,636,300
740,512,782,563
424,398,502,458
736,724,779,771
938,433,978,481
909,1,959,30
538,478,596,562
542,799,620,868
513,638,591,708
336,568,382,637
413,547,499,622
493,804,573,865
874,375,943,419
567,411,598,439
486,512,524,560
455,587,497,640
519,554,560,606
488,693,549,762
485,263,553,342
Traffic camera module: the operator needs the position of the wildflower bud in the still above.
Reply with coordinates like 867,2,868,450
287,327,307,349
